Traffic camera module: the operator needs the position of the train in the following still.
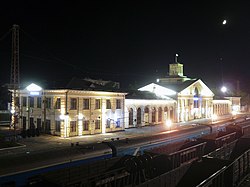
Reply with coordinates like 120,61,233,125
1,116,250,187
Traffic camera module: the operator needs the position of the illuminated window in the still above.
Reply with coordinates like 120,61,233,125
95,99,100,109
55,98,61,109
95,120,101,129
70,121,77,132
106,99,111,109
116,119,120,128
194,87,199,109
37,97,42,108
70,98,77,110
83,99,90,110
83,120,89,131
116,99,121,109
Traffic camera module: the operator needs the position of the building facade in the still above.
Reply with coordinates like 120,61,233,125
137,60,234,123
16,82,126,138
11,61,240,137
125,92,176,128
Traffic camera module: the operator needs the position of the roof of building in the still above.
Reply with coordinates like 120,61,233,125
65,77,122,92
126,90,174,100
157,79,198,93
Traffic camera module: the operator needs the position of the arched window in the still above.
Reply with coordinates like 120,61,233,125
129,108,133,126
137,108,141,125
158,107,162,122
152,107,156,123
169,106,174,120
164,106,168,112
194,87,199,108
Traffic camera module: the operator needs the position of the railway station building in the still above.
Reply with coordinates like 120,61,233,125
136,60,234,123
14,78,126,138
12,61,240,137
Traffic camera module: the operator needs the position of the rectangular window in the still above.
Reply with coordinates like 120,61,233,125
106,119,110,128
45,120,51,133
83,99,90,110
55,120,61,132
55,98,61,109
70,98,77,110
29,97,34,108
106,99,111,109
70,121,77,132
95,99,100,109
46,98,52,109
95,120,101,129
37,118,42,131
116,119,120,128
83,120,89,131
22,97,27,107
116,99,121,109
37,97,42,108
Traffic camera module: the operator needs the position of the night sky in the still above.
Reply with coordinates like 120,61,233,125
1,1,250,92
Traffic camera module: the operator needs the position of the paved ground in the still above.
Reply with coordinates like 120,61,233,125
0,114,240,154
0,114,245,176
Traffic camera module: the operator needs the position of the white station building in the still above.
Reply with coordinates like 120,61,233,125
11,61,241,137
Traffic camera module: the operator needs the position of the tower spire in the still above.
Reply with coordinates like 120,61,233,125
175,53,178,63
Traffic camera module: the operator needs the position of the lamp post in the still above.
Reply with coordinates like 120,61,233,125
166,119,172,131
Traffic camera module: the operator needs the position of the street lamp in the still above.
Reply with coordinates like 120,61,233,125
221,86,227,93
166,119,172,130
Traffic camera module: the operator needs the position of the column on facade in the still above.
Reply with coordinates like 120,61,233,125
177,99,180,122
155,107,158,124
78,117,83,136
101,98,106,133
60,115,69,138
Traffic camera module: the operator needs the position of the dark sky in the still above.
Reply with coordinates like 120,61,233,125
1,1,250,91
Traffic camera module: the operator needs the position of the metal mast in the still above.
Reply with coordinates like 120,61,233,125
10,24,20,88
10,24,20,131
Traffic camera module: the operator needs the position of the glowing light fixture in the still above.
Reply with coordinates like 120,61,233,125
221,86,227,93
166,120,172,128
139,83,176,97
26,83,42,96
59,114,65,120
26,83,42,92
78,113,84,120
222,19,227,25
10,109,15,114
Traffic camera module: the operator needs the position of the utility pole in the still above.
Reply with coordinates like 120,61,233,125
10,24,20,138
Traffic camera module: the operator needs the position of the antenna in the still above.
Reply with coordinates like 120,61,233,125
10,24,20,136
